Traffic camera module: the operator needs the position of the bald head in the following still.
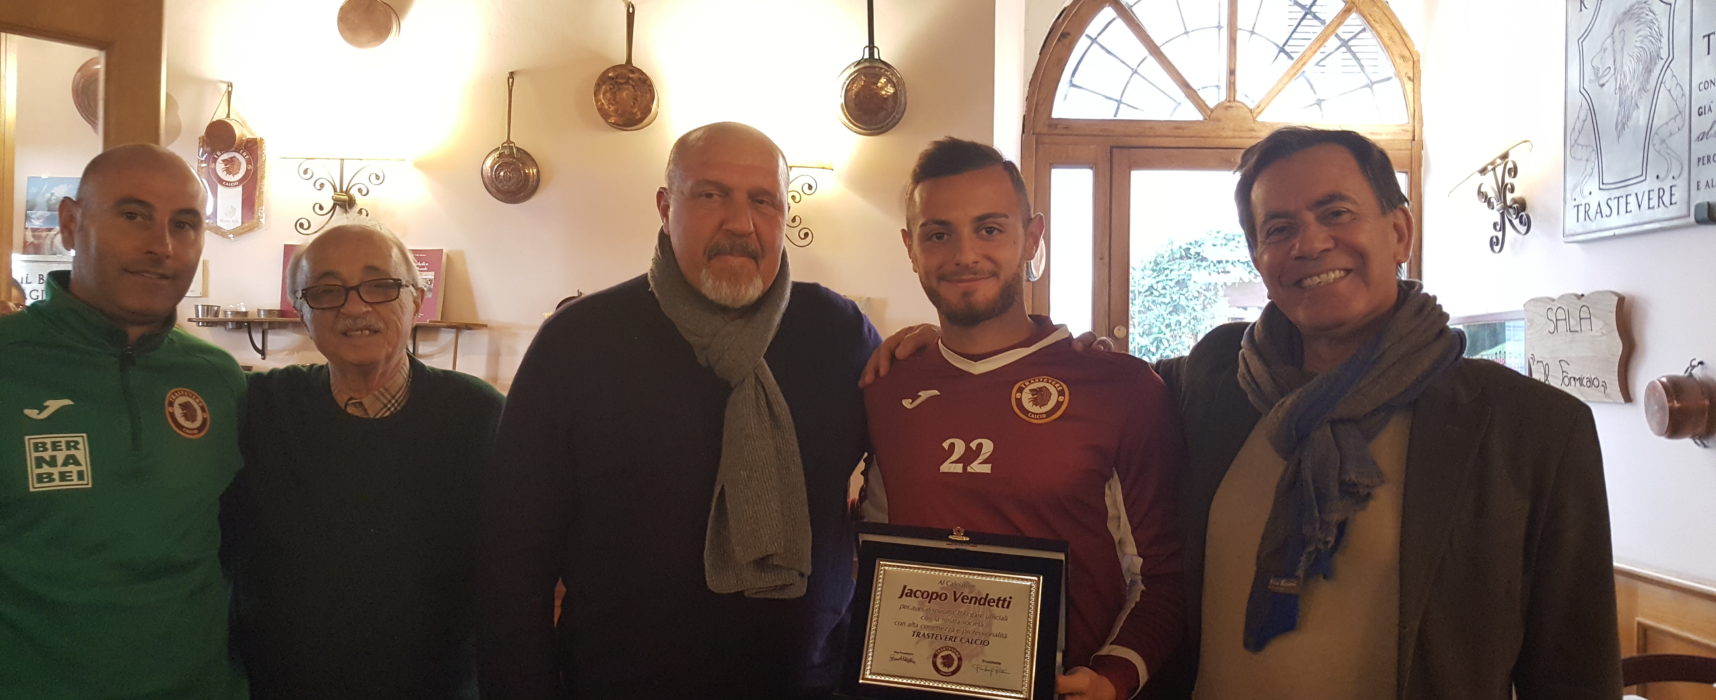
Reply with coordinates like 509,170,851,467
76,143,205,209
655,122,791,309
57,143,209,342
664,121,789,190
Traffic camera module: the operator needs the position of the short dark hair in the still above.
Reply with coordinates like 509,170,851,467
1233,127,1408,249
906,137,1031,222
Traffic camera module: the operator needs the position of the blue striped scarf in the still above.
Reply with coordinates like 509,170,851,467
1235,280,1463,651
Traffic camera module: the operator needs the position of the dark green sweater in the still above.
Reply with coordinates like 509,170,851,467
0,271,246,699
224,358,503,699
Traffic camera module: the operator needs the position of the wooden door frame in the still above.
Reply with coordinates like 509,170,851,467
1027,143,1107,323
0,0,165,285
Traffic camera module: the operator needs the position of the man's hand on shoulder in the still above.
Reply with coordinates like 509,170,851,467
860,323,941,387
1056,666,1119,700
1071,331,1116,353
0,301,22,317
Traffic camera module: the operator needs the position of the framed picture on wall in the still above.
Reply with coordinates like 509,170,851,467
1450,310,1527,376
22,176,77,255
1563,0,1716,240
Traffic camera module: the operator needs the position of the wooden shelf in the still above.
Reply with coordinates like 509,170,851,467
186,316,300,325
184,318,489,370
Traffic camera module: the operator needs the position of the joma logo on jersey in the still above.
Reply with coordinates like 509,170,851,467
25,433,92,491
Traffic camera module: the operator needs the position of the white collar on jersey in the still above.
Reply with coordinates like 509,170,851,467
937,325,1072,375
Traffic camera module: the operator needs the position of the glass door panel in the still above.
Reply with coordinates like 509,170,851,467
1112,148,1257,361
1126,167,1259,360
1048,166,1096,336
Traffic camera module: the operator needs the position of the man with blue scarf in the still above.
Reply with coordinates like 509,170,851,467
863,127,1622,699
1153,128,1620,699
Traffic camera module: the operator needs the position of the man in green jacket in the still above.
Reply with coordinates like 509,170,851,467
0,144,247,698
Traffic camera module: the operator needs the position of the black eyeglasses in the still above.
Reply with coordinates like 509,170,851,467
297,278,411,310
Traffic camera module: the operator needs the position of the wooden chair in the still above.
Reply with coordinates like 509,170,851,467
1623,653,1716,696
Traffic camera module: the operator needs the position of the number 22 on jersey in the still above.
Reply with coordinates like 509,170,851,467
938,438,994,473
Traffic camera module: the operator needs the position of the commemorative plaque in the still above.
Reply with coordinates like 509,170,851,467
842,523,1065,700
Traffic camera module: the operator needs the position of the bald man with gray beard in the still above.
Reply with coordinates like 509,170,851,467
479,122,880,699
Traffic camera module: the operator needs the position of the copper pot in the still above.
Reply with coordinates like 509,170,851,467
839,0,906,136
203,118,251,153
593,2,657,131
481,72,540,204
1644,372,1716,440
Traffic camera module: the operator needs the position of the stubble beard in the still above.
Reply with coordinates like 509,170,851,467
925,264,1024,328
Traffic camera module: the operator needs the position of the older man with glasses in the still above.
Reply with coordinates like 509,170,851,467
220,223,503,699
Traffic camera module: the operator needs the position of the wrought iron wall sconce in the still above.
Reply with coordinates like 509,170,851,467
786,162,834,248
1458,139,1533,253
289,157,402,235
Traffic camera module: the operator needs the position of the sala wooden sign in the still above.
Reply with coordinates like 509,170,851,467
1523,291,1629,403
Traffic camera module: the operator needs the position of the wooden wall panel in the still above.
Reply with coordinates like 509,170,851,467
1618,564,1716,699
0,0,165,148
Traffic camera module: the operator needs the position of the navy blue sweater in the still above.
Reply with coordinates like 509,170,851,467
479,274,879,699
226,358,504,699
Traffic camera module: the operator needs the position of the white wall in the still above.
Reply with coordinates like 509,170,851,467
156,0,1000,388
1420,0,1716,583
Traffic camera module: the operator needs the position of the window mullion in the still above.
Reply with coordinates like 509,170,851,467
1250,1,1356,118
1105,0,1212,118
1225,0,1239,103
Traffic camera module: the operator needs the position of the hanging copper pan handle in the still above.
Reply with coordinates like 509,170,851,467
482,72,540,204
593,1,657,131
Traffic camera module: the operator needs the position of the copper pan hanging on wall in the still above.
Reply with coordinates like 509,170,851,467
839,0,906,136
203,82,252,153
481,72,540,204
337,0,401,49
594,1,657,131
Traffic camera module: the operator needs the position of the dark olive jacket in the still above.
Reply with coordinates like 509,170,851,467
1150,322,1621,700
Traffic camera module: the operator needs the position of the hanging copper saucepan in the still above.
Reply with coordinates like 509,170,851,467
481,72,540,204
203,82,252,153
839,0,907,136
593,1,657,131
1644,362,1716,442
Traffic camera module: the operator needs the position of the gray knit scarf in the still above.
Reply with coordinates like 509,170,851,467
1235,280,1463,650
647,232,810,599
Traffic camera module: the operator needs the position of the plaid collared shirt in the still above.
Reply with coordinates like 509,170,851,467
338,359,412,418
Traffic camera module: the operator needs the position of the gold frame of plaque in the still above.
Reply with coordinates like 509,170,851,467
841,523,1066,700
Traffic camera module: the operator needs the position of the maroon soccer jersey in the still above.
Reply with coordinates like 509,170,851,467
863,320,1185,694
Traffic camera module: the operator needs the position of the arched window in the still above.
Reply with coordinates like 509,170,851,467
1022,0,1421,360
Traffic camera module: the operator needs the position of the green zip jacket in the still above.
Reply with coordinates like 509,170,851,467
0,271,247,699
